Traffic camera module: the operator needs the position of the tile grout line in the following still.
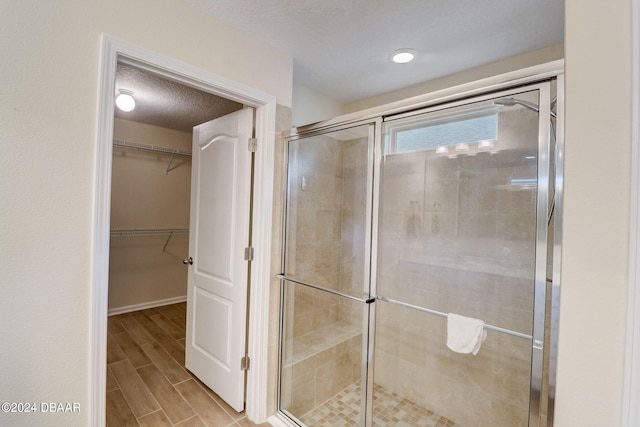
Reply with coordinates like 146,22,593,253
176,414,201,426
116,314,176,425
109,303,258,427
188,371,246,423
155,305,249,424
172,382,215,426
124,359,163,421
140,309,216,426
132,308,196,426
173,377,193,387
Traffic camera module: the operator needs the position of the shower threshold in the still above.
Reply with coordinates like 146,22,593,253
298,381,460,427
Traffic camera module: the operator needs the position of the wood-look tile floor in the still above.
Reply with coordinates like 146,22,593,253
107,302,270,427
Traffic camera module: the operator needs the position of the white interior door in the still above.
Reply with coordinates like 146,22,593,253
185,107,253,412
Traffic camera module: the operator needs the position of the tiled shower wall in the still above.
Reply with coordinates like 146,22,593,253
374,108,539,426
339,138,369,298
280,134,369,416
287,134,345,328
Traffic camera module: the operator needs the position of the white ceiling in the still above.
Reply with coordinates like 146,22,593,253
115,1,564,131
184,0,564,103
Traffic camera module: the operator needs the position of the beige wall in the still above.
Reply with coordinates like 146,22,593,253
555,0,633,425
109,119,192,311
292,82,344,127
0,1,291,425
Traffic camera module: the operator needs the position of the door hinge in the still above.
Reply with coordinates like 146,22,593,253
244,246,254,261
241,355,250,371
248,137,257,152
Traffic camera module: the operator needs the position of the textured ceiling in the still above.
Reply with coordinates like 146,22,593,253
184,0,564,103
115,63,243,132
115,1,564,131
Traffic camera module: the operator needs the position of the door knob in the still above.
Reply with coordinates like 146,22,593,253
183,256,193,265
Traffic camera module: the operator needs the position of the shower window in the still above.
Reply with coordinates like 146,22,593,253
390,105,498,154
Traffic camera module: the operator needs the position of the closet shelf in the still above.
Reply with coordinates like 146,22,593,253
110,228,189,237
110,228,189,253
113,139,192,157
113,139,192,175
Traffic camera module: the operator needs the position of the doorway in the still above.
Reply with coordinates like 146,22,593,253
107,61,252,424
108,61,243,315
92,36,277,426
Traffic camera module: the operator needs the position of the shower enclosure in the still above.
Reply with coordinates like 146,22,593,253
277,80,561,426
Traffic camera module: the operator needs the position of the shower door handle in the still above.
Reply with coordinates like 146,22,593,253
183,256,193,265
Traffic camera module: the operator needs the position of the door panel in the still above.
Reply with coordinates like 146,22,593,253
186,107,253,412
374,89,546,426
193,288,231,367
279,123,374,425
277,83,554,427
196,137,235,281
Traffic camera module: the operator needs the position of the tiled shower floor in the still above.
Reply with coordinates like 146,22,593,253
299,381,460,427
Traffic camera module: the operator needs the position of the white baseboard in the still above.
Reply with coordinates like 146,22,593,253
108,295,187,316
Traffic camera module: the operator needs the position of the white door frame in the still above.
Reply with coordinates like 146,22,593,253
90,35,275,426
624,0,640,425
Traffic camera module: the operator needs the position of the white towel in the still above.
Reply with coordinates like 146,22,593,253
446,313,487,355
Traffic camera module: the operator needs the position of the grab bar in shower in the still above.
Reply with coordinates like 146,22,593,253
376,295,533,340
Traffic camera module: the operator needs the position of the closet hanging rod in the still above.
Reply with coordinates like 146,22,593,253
110,228,189,237
376,295,532,340
113,139,192,157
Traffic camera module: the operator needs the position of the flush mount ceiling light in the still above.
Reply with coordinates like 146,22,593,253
115,89,136,112
390,48,416,64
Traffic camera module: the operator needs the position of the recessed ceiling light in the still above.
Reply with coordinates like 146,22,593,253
391,49,416,64
115,89,136,112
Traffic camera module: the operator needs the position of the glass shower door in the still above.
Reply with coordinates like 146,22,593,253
372,86,551,426
278,122,376,426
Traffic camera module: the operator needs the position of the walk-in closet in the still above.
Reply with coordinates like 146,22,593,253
109,121,193,313
105,62,260,427
107,62,243,314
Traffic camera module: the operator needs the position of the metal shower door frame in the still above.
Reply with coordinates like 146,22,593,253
277,118,381,427
276,76,562,427
374,80,555,426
